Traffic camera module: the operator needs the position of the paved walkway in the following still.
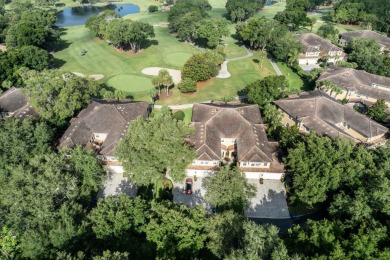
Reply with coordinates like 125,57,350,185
97,166,138,199
152,95,247,109
217,46,254,79
268,54,283,76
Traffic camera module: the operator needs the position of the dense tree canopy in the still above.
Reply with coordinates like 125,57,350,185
116,107,195,185
5,8,58,48
246,75,288,108
317,23,339,44
0,117,105,259
346,38,389,77
145,201,207,259
20,69,101,123
367,99,388,122
85,10,120,39
204,166,256,213
225,0,265,22
181,50,224,82
0,45,51,87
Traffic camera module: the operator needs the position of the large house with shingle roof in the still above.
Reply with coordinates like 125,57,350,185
317,66,390,107
0,87,38,120
59,100,149,163
274,91,388,144
296,33,345,65
339,30,390,53
187,103,284,180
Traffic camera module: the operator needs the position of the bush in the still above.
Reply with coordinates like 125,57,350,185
181,50,223,82
173,110,185,121
178,78,197,93
148,5,158,12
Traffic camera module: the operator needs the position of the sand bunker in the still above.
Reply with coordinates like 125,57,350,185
141,67,182,84
72,72,104,80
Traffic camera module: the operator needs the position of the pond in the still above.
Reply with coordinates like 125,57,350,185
56,4,140,27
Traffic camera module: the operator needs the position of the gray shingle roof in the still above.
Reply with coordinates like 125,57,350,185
318,66,390,102
274,91,388,142
59,100,149,156
296,33,343,53
0,87,39,120
190,103,273,162
340,30,390,48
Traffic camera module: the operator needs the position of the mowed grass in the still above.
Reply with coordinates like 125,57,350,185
276,62,304,93
53,0,281,102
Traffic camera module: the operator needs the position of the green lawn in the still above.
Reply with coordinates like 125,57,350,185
182,108,193,125
276,62,304,94
257,1,286,19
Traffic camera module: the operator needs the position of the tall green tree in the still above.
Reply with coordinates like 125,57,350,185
317,23,339,43
151,69,173,96
226,0,266,22
246,75,288,109
116,107,195,185
20,69,100,123
367,99,388,122
205,210,244,258
227,221,287,260
145,201,207,259
236,17,287,51
85,10,120,39
204,166,256,213
195,17,229,48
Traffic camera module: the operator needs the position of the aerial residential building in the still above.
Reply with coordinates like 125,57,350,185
0,87,38,120
59,100,149,164
339,30,390,53
296,33,346,65
317,66,390,107
187,103,284,180
274,91,388,144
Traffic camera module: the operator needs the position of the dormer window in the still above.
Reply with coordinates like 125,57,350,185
372,83,378,88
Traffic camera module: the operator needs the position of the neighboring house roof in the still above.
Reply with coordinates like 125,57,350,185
59,100,149,157
318,66,390,102
274,91,388,142
340,30,390,48
296,33,343,53
190,103,273,162
0,87,38,119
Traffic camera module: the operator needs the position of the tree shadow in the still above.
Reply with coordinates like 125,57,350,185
143,39,159,49
230,33,241,42
50,57,67,69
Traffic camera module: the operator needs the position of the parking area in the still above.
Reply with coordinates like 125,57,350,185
97,166,138,199
299,63,321,73
172,177,212,210
173,177,290,219
245,179,290,219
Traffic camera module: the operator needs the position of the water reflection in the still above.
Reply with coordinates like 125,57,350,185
56,4,140,27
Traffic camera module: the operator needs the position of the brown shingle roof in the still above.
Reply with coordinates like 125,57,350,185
190,103,273,162
0,87,39,120
340,30,390,48
296,33,343,53
318,66,390,102
274,91,388,142
59,100,149,156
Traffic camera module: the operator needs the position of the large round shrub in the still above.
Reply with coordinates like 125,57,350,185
148,5,158,12
173,110,185,121
181,51,221,82
178,78,197,93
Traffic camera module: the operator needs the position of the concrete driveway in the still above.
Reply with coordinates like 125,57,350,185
245,179,290,219
172,177,212,210
299,63,321,73
97,166,138,199
173,177,290,219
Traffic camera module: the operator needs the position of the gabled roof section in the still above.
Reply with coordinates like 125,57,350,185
0,87,38,120
296,33,343,53
190,103,273,162
59,100,149,156
274,91,388,142
340,30,390,48
318,66,390,101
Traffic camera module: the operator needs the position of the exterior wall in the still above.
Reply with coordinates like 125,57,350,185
367,133,386,143
244,171,283,180
239,161,270,168
191,160,219,166
186,169,216,178
106,165,124,174
280,111,297,127
93,133,108,143
299,57,318,65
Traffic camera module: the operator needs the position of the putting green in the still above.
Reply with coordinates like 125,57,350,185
107,74,154,93
164,52,193,67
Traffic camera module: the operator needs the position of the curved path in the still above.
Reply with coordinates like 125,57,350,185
217,46,254,79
